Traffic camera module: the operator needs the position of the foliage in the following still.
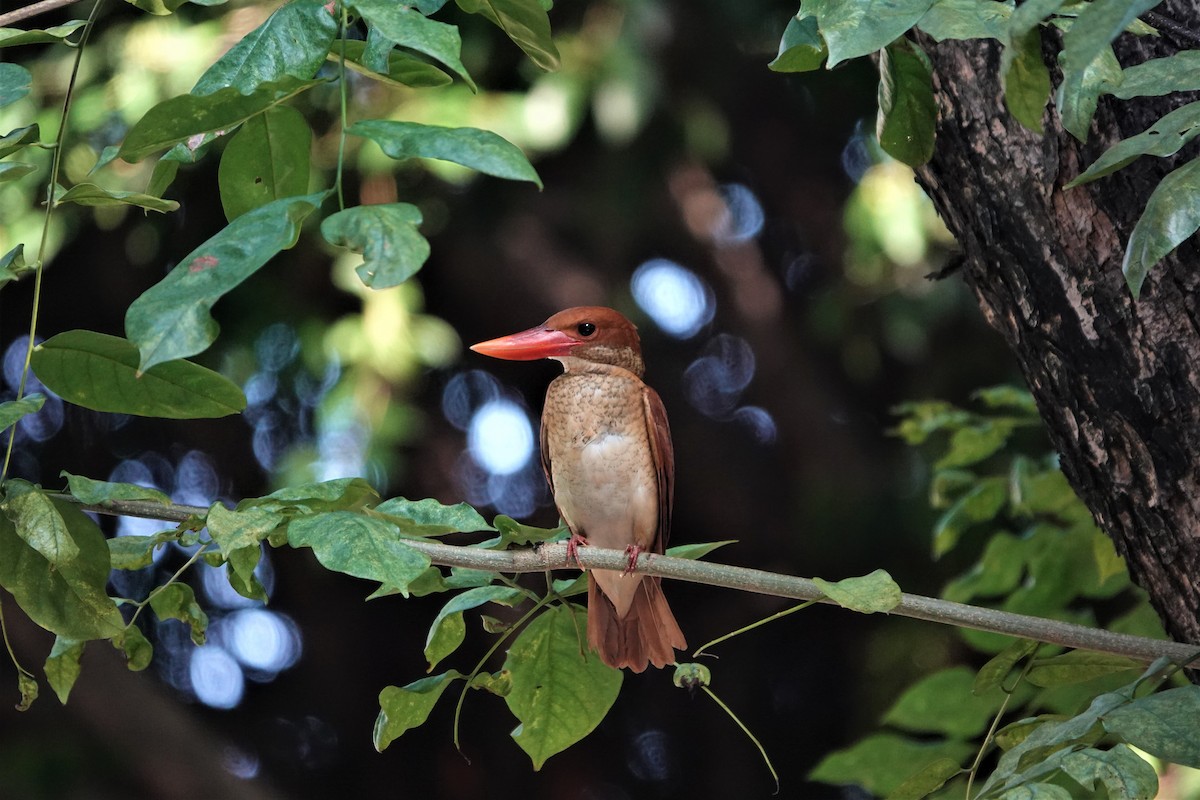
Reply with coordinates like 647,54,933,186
772,0,1200,296
808,387,1199,798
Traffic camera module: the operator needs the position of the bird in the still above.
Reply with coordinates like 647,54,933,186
470,306,686,672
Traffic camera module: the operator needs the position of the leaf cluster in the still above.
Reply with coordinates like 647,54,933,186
771,0,1200,296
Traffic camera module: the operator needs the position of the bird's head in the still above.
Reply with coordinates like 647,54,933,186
470,306,645,375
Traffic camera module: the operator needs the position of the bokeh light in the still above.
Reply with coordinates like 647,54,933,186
468,399,534,476
630,258,715,339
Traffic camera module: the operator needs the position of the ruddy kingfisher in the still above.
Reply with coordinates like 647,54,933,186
470,306,686,672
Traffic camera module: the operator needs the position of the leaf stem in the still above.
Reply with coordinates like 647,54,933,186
0,596,35,685
965,649,1037,800
335,0,349,212
127,542,211,627
701,685,780,793
1,0,103,482
693,599,816,658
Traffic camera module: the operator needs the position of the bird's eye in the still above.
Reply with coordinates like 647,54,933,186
577,322,596,337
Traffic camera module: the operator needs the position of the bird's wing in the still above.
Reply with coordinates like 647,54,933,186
642,385,674,553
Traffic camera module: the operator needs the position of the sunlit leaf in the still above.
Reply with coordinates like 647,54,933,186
123,191,327,372
455,0,560,72
665,539,737,560
30,330,247,418
813,569,902,613
1123,156,1200,298
936,419,1017,470
884,666,1007,738
1061,744,1159,799
1102,686,1200,768
193,0,337,95
107,534,164,570
486,515,564,549
238,477,380,515
932,476,1006,557
0,124,41,159
1002,27,1050,133
349,0,477,91
768,13,827,72
206,503,283,556
0,394,44,434
809,734,974,797
807,0,935,68
374,671,462,751
886,757,962,800
61,471,172,506
149,583,208,645
0,63,32,109
118,77,324,162
944,531,1027,603
2,480,79,565
218,106,312,221
54,183,179,213
504,604,622,769
1067,101,1200,187
349,119,541,187
320,203,430,288
0,21,86,48
424,585,523,670
876,40,936,167
0,497,124,640
916,0,1012,41
973,385,1038,414
373,496,494,536
1108,51,1200,100
44,637,84,704
288,511,431,594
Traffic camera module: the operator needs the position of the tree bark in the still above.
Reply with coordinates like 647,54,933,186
912,3,1200,646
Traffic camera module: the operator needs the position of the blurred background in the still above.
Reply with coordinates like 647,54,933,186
0,0,1027,797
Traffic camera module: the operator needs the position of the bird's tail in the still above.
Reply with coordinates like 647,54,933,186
587,575,686,672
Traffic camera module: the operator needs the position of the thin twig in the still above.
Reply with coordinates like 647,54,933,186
0,0,83,28
53,494,1200,667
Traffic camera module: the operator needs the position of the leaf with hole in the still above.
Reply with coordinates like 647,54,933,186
30,330,246,418
1068,101,1200,187
218,105,312,221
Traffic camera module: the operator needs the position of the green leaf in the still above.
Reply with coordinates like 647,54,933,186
373,496,494,536
349,119,542,187
218,106,312,221
54,183,179,213
0,63,31,109
374,671,462,751
916,0,1012,41
1067,101,1200,187
3,481,79,565
62,471,172,506
125,0,188,16
1002,27,1051,133
225,545,267,601
123,191,326,372
807,0,935,68
0,161,35,184
1055,44,1122,141
876,40,936,167
206,503,282,556
996,785,1071,800
0,21,87,48
1060,0,1161,80
107,534,164,570
885,757,962,800
192,0,337,95
485,515,564,548
1102,686,1200,768
0,497,124,640
972,385,1038,414
665,539,737,560
884,666,1007,738
333,39,453,89
1061,744,1158,800
320,203,430,289
504,604,622,769
768,13,827,72
30,330,247,418
932,476,1006,557
349,0,477,91
813,568,902,613
0,124,41,159
1108,51,1200,100
944,531,1026,602
455,0,560,72
1122,156,1200,298
238,477,380,515
112,625,153,671
1026,651,1143,688
44,637,84,704
1009,458,1079,516
936,419,1017,470
424,585,523,670
16,672,38,711
149,583,208,645
0,394,44,434
288,511,432,594
809,734,974,796
117,77,324,163
974,639,1039,694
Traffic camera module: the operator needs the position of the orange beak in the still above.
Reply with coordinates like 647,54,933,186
470,326,581,361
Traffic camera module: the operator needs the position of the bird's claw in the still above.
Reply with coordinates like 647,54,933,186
622,544,644,576
566,532,588,570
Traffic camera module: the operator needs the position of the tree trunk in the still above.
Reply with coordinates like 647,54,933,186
911,4,1200,646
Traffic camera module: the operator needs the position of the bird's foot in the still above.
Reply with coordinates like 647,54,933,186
566,532,589,570
622,544,644,576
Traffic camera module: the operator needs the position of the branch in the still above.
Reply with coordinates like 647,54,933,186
61,495,1200,667
0,0,84,28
